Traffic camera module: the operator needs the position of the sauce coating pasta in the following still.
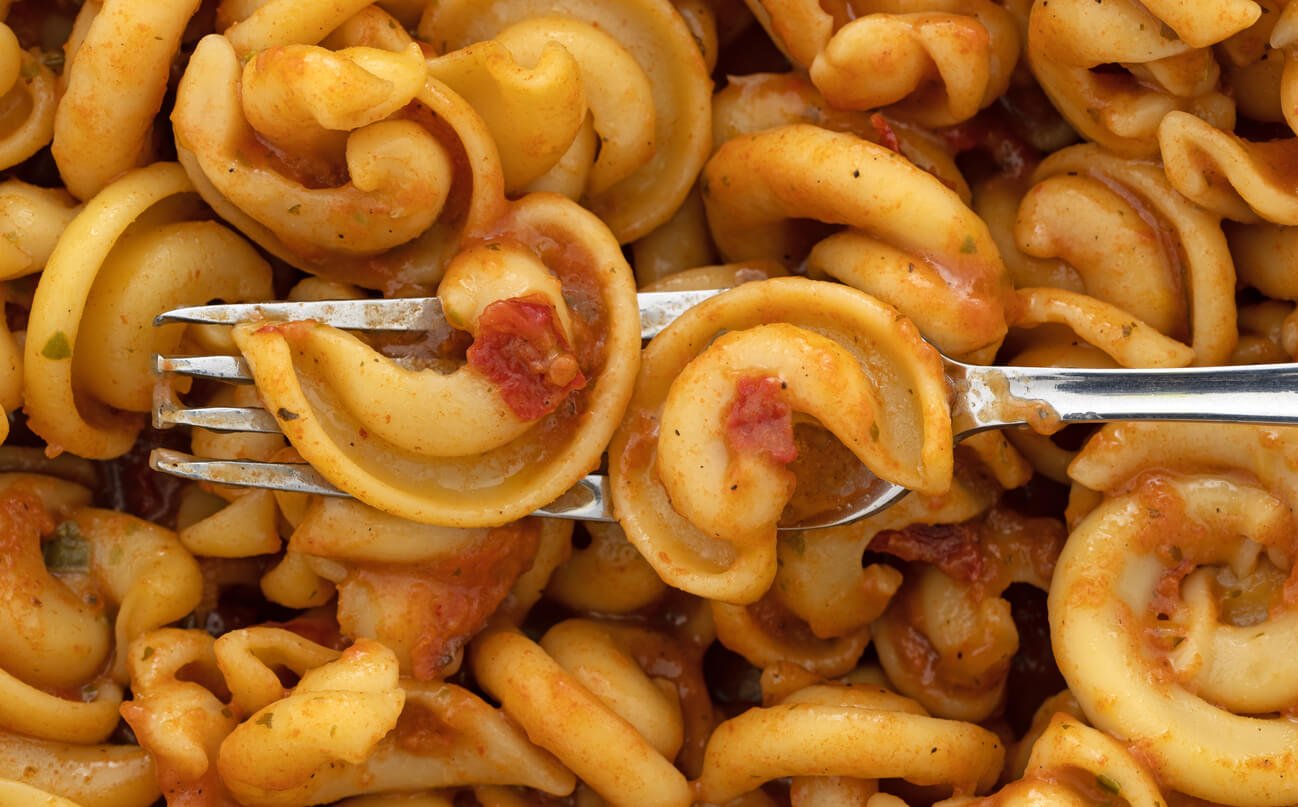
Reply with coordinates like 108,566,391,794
0,0,1291,805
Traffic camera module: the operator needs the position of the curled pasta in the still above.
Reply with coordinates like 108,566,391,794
218,639,407,806
1026,0,1244,157
1158,2,1298,224
1159,110,1298,225
610,277,952,605
947,712,1167,805
174,25,505,292
871,505,1063,721
233,192,640,526
0,21,57,173
24,162,272,459
696,679,1004,803
419,0,712,242
0,730,158,807
0,180,78,281
745,0,1019,126
0,476,200,744
710,466,998,678
702,124,1010,360
471,623,696,807
1053,422,1298,805
52,0,199,200
1009,144,1236,366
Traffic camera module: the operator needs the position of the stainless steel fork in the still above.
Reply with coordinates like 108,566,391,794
150,290,1298,529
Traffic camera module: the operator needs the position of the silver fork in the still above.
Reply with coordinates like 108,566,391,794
150,290,1298,529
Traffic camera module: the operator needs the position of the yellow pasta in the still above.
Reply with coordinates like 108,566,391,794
610,277,952,604
3,0,1298,804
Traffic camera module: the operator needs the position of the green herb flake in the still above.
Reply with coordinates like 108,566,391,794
141,646,155,660
287,204,301,215
41,331,72,360
256,711,274,728
19,60,38,80
43,521,90,572
1096,774,1121,795
277,408,300,421
221,707,233,718
40,51,63,73
80,684,98,702
960,235,977,254
869,422,881,441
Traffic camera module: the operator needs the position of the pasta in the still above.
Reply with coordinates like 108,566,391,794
1,0,1297,805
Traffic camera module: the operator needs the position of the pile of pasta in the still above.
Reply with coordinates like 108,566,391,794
0,0,1295,805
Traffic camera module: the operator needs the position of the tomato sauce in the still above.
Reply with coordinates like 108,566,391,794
725,376,798,465
870,522,985,583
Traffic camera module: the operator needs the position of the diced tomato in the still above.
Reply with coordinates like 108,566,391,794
467,295,587,421
870,113,903,155
725,375,798,465
870,522,984,582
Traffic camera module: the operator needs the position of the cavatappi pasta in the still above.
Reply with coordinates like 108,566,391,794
0,0,1294,805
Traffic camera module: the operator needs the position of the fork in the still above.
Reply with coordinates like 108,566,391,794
150,290,1298,529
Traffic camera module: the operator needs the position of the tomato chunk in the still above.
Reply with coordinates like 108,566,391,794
725,375,798,465
870,522,984,582
870,113,903,155
467,295,587,421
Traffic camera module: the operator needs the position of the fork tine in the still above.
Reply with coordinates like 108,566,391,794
156,298,445,331
154,289,725,340
154,402,282,433
150,449,343,495
148,449,618,521
155,354,253,383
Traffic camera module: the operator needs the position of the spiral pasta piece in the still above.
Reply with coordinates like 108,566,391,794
1026,0,1244,157
871,506,1063,721
610,277,951,605
52,0,199,200
0,21,56,173
744,0,1018,126
173,27,507,292
0,475,201,747
0,181,78,281
702,124,1010,359
24,162,272,459
471,623,696,807
419,0,711,243
709,466,998,678
947,712,1167,805
1053,422,1298,805
233,192,639,526
696,680,1004,803
218,639,406,806
0,731,158,807
1011,144,1236,366
710,73,971,203
1159,110,1298,225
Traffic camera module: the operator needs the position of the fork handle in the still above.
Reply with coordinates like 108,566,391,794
948,361,1298,435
